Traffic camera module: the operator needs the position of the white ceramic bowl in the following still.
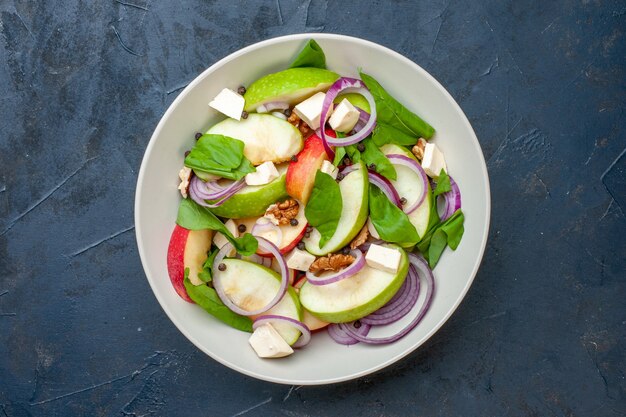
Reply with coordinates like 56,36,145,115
135,33,490,385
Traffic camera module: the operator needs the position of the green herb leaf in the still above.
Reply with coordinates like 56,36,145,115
416,209,465,268
184,273,253,332
333,146,346,167
197,246,220,283
369,185,419,244
433,169,451,197
184,134,256,181
372,122,419,147
361,138,397,180
305,171,342,247
360,72,435,139
176,198,258,255
290,39,326,69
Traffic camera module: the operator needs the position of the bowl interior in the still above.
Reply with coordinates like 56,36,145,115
135,34,490,385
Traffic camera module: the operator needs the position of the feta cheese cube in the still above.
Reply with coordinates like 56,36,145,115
366,217,380,239
214,219,238,256
328,98,360,133
249,323,294,358
177,166,192,198
320,160,338,179
208,88,245,120
365,244,401,274
286,248,316,271
245,161,279,186
293,92,331,130
421,143,447,179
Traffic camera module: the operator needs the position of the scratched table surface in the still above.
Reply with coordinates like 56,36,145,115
1,1,625,416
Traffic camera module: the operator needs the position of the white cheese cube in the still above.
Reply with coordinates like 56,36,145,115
213,219,238,256
421,143,447,179
245,161,279,186
366,217,380,239
208,88,245,120
249,323,294,358
286,248,316,271
293,92,331,130
320,160,338,179
365,244,401,274
328,98,360,133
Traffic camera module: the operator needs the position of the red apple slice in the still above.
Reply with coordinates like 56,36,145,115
286,131,334,204
236,206,307,256
166,224,213,302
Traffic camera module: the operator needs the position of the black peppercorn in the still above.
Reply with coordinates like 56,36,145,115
237,224,247,233
357,143,365,152
237,86,246,95
336,172,344,181
241,111,248,119
369,163,377,171
353,320,362,329
400,197,407,205
290,155,298,162
297,241,305,250
306,226,313,233
218,263,226,271
290,218,299,226
194,132,202,140
304,232,310,238
284,108,292,117
343,157,351,166
341,247,350,255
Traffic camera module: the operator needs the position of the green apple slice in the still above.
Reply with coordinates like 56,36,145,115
334,93,371,113
207,114,303,166
299,244,409,323
380,144,432,240
244,67,339,112
216,258,302,345
208,165,288,219
304,161,369,256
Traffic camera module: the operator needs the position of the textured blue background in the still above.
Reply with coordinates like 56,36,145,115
1,1,625,416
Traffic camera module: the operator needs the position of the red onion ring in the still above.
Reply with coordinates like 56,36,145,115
439,175,462,221
360,266,420,326
253,315,311,348
319,78,377,147
327,321,371,346
368,171,402,207
386,154,428,214
212,237,289,317
353,108,370,132
251,219,283,248
243,253,273,268
305,249,365,286
256,101,289,113
338,253,435,344
189,176,245,208
339,164,359,176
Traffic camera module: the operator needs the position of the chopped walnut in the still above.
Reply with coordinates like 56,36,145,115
287,112,313,138
411,138,427,161
349,225,370,249
309,253,355,273
265,199,299,225
178,166,192,198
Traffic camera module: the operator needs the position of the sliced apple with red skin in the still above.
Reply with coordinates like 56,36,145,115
286,131,335,204
166,225,213,302
235,205,308,256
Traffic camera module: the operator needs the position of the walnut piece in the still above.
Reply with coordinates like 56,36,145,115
178,166,192,198
349,225,370,249
287,112,313,138
411,138,428,161
265,199,299,225
309,253,355,274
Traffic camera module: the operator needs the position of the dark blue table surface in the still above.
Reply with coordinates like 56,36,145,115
1,1,625,416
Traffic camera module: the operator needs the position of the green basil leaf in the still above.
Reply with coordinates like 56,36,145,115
360,72,435,139
176,198,258,256
305,171,342,247
369,185,419,244
433,169,451,197
184,273,252,332
290,39,326,69
372,122,419,147
361,138,397,180
184,134,256,181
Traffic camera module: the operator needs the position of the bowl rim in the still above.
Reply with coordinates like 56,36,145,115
135,33,491,385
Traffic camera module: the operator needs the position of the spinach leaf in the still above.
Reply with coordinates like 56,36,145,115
361,138,397,180
184,134,255,181
184,272,253,332
416,209,465,268
372,122,419,147
333,146,346,167
176,198,258,255
433,169,451,197
290,39,326,69
197,246,220,283
305,171,342,247
360,72,435,139
369,185,419,244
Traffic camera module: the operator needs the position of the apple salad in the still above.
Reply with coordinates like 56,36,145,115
168,40,464,358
